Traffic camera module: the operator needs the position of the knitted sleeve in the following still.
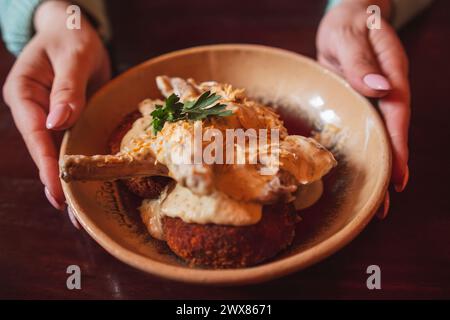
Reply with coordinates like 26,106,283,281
0,0,110,56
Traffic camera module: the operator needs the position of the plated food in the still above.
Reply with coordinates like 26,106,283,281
59,44,391,284
60,75,337,268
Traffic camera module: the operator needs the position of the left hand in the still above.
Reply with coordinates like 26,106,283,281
316,0,410,202
2,1,110,227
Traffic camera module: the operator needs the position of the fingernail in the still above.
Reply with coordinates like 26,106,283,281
377,191,390,220
46,104,72,129
363,74,391,91
67,206,81,230
395,165,409,192
44,186,66,211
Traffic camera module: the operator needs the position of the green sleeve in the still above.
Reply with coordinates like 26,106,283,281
0,0,110,56
0,0,42,56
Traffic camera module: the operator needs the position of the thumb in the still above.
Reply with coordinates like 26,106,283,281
46,55,89,130
336,28,392,98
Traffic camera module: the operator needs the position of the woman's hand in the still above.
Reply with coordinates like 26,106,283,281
316,0,410,211
2,1,111,213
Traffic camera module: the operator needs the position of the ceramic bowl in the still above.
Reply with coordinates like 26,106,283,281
60,44,391,285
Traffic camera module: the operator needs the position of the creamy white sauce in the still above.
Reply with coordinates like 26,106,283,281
139,187,168,240
162,184,261,225
139,183,262,240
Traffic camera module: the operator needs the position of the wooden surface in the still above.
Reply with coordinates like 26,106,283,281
1,0,449,299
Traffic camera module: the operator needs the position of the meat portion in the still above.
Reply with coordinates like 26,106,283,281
162,202,297,268
60,76,336,204
60,111,168,183
60,154,168,182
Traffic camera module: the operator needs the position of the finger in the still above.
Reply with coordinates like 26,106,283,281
47,52,90,130
2,52,52,112
67,206,81,230
7,95,66,209
336,26,391,98
376,191,390,220
370,23,411,191
2,44,66,209
379,88,410,191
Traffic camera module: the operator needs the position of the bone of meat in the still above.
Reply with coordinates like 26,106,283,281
60,154,168,182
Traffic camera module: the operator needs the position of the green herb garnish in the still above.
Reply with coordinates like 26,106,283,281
150,91,233,134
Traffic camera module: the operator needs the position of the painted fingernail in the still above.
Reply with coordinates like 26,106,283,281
67,206,81,230
395,165,409,192
363,74,391,91
377,191,390,220
44,186,65,211
46,104,72,129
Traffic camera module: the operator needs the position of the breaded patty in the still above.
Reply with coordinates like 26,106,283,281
110,110,299,268
163,203,297,268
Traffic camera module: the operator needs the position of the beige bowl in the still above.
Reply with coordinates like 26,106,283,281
60,44,391,285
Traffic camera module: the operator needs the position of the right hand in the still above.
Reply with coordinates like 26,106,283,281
2,1,111,214
316,0,411,219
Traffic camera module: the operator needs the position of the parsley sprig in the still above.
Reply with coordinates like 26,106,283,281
150,91,233,134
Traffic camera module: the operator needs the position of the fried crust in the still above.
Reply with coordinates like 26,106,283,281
162,203,297,268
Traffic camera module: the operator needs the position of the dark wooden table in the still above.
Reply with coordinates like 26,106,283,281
1,0,449,299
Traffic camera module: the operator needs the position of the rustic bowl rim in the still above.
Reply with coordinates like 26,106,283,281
60,43,391,285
